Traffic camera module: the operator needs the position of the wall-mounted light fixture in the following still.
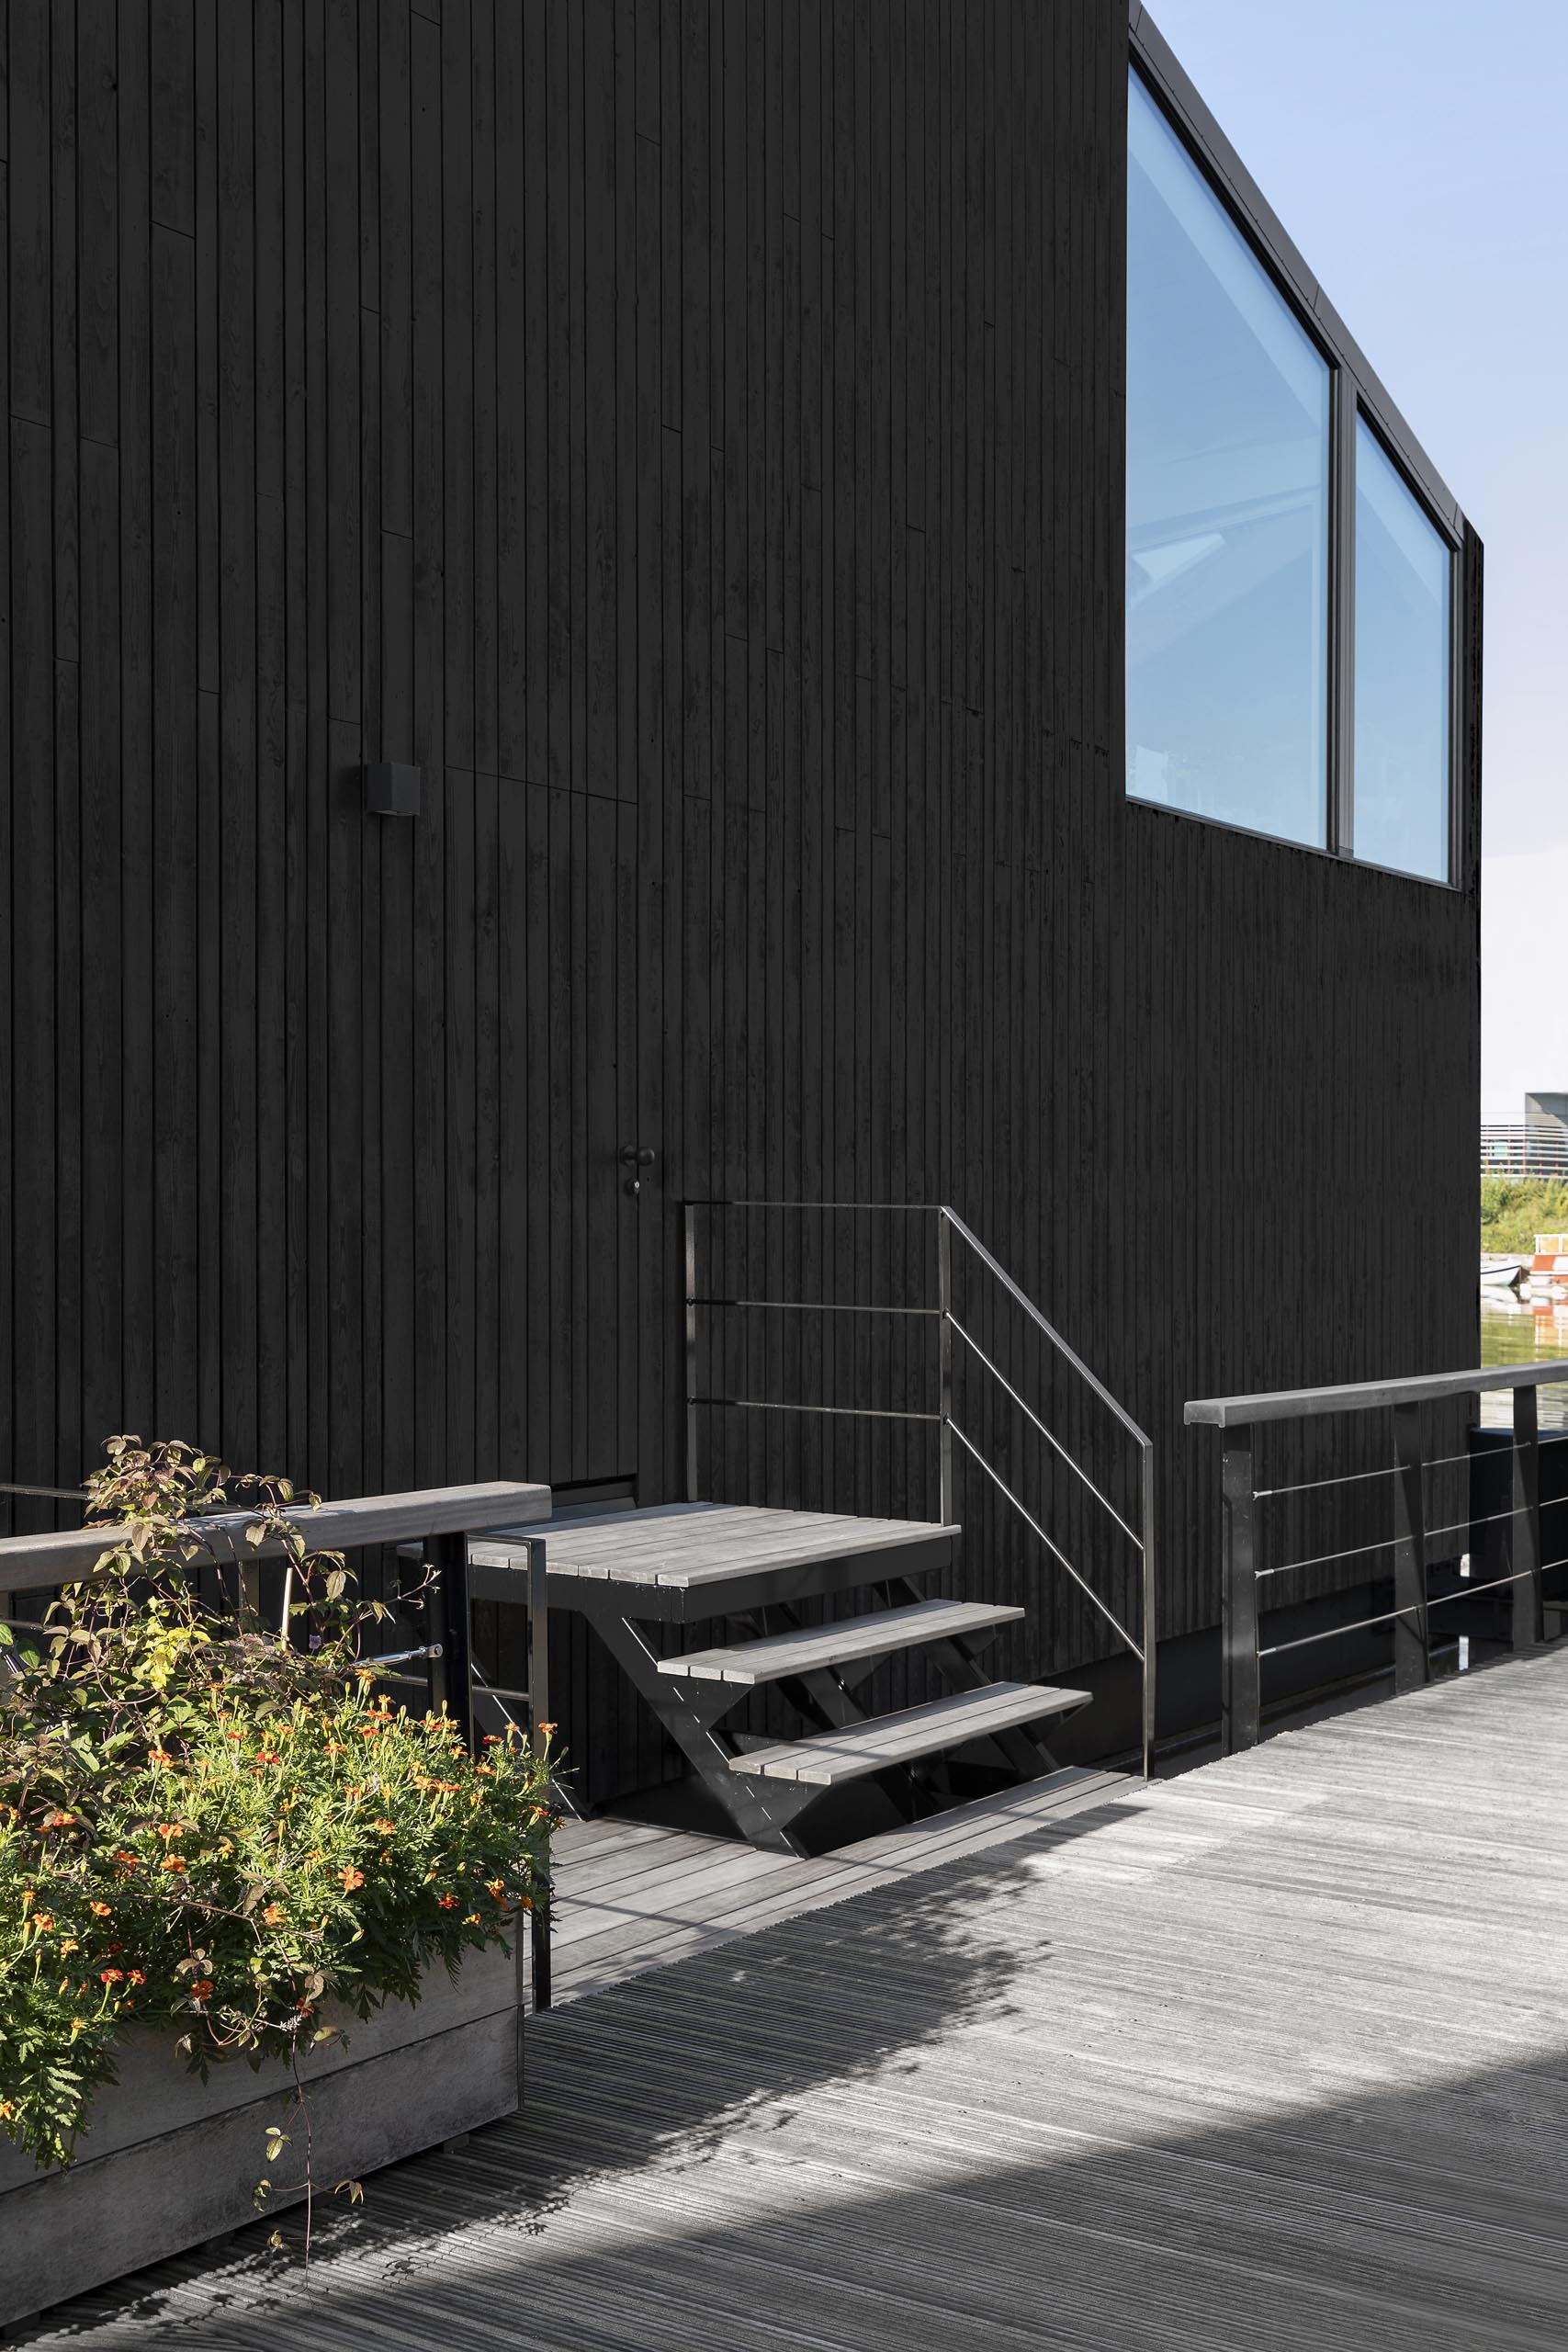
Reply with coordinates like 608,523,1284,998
365,762,422,817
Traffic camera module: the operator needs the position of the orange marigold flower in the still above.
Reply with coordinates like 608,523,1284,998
0,2100,15,2119
536,1723,557,1736
486,1880,506,1899
59,1938,80,1956
99,1968,124,1984
437,1894,458,1910
42,1810,78,1829
89,1900,113,1917
30,1913,54,1932
189,1979,214,1999
254,1751,280,1767
155,1822,186,1841
148,1749,174,1766
128,1969,147,1986
262,1903,285,1926
371,1819,396,1835
340,1866,365,1892
225,1729,243,1742
160,1856,187,1874
114,1850,138,1868
464,1913,482,1926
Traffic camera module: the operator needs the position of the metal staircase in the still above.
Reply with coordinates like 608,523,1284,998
474,1204,1155,1856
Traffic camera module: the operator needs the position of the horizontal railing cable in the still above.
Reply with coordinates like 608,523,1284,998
687,1297,942,1318
1258,1501,1534,1580
1258,1443,1480,1501
690,1396,942,1424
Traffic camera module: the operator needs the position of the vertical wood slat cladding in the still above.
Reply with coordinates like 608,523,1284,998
3,4,1480,1801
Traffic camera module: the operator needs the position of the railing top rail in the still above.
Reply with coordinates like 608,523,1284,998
682,1198,934,1211
1185,1361,1568,1430
0,1480,551,1599
684,1195,1154,1452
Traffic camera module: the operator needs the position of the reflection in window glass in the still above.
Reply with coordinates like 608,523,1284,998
1353,423,1451,882
1126,74,1330,847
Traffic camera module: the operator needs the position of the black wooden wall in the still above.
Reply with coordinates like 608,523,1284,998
1,1,1480,1794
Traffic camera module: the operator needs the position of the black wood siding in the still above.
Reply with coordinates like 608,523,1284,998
2,2,1480,1795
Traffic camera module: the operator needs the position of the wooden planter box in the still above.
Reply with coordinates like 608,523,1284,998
0,1939,524,2328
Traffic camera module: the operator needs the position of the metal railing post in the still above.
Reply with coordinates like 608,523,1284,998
1140,1439,1156,1780
433,1529,474,1752
937,1211,954,1526
684,1203,700,1502
1391,1401,1430,1693
1510,1385,1545,1650
1220,1425,1260,1755
526,1533,552,2014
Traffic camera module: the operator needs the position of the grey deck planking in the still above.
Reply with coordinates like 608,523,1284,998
22,1648,1568,2350
660,1598,1026,1683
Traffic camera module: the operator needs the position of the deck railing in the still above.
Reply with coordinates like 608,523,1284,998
683,1201,1157,1778
1185,1363,1568,1754
0,1478,557,2007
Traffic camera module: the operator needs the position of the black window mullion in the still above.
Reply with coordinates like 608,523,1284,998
1329,374,1358,860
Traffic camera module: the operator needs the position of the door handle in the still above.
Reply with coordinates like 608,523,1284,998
621,1143,656,1195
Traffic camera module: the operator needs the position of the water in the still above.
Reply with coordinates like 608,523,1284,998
1480,1292,1568,1430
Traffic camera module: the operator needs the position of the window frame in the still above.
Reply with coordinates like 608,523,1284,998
1127,8,1468,889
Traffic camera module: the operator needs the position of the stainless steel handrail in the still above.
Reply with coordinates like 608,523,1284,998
948,1310,1144,1552
683,1198,1158,1779
949,1418,1143,1659
939,1207,1153,1447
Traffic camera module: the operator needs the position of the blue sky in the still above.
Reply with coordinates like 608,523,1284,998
1147,0,1568,1120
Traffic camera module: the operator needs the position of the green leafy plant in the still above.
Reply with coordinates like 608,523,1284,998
1481,1177,1568,1255
0,1438,556,2242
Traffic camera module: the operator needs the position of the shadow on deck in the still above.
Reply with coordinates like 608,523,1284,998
17,1645,1568,2350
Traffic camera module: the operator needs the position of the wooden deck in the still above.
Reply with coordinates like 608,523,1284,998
20,1645,1568,2349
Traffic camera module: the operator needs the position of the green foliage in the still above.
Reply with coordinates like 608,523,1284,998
0,1438,556,2177
1480,1178,1568,1254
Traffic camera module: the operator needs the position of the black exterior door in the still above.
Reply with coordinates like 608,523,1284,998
525,789,648,1494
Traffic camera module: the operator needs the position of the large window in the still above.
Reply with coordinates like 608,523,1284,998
1353,422,1452,882
1126,74,1330,849
1125,65,1459,884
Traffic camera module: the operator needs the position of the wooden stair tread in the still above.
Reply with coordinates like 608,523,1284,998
658,1600,1025,1685
728,1682,1090,1786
